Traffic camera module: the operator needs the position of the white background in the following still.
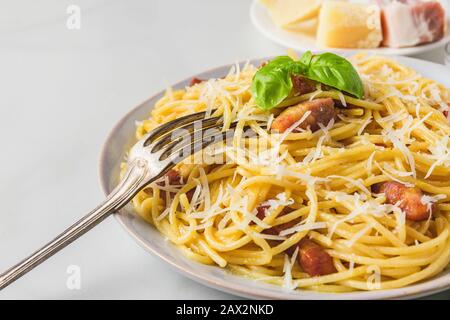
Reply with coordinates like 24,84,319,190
0,0,448,299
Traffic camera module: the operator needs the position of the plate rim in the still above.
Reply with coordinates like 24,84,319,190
250,0,450,56
98,55,450,300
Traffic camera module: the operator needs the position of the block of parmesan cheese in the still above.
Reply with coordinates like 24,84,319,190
260,0,322,27
316,1,383,48
283,18,318,39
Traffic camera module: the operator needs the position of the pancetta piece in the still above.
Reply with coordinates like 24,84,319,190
378,0,446,48
372,181,434,221
291,75,317,96
144,169,194,203
297,239,336,276
253,203,336,276
188,77,204,86
271,98,335,133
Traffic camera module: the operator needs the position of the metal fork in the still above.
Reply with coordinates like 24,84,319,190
0,111,233,290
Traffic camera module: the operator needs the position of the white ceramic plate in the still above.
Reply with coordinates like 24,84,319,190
250,0,450,56
99,55,450,300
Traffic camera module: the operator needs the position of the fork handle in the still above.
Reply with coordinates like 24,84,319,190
0,159,149,290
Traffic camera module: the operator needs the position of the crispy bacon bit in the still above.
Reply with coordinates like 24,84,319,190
263,214,298,236
185,189,195,202
253,203,296,230
333,100,358,109
145,169,194,202
333,100,346,108
189,77,204,87
297,239,336,277
271,98,335,133
255,204,270,221
253,203,336,275
157,169,182,186
253,204,293,228
253,203,300,254
373,181,433,221
255,202,336,276
292,75,317,96
444,104,449,119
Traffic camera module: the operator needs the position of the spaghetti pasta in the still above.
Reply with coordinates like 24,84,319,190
123,54,450,292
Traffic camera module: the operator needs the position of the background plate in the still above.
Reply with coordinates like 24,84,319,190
250,0,450,56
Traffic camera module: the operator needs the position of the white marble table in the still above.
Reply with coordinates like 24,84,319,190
0,0,448,299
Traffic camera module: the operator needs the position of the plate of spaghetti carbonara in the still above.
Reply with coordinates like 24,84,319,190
100,52,450,299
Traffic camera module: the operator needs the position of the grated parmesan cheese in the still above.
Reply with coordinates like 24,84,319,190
383,163,414,177
326,190,402,238
274,165,329,186
420,194,447,213
424,135,450,179
337,91,347,107
282,246,299,290
366,151,376,173
381,116,416,177
357,116,372,136
279,222,327,237
254,233,288,241
375,161,415,187
328,175,372,195
259,192,294,216
346,222,374,247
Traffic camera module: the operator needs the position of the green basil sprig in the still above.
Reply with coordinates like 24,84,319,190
251,51,364,110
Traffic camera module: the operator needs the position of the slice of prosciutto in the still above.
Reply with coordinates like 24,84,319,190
378,0,446,48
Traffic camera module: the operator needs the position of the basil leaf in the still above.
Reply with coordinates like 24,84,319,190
251,52,364,110
301,51,364,99
251,56,295,110
298,50,313,67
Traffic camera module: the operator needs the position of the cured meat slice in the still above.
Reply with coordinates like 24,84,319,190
379,0,446,48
